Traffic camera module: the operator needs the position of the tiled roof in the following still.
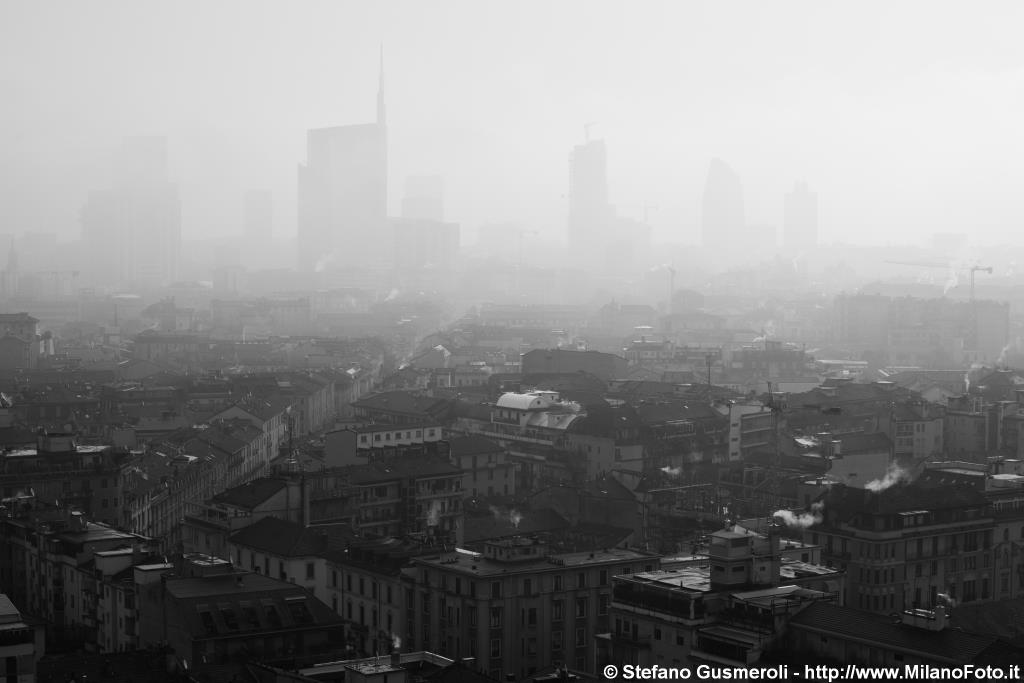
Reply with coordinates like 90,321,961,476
344,455,463,485
212,478,287,510
352,391,452,418
228,517,355,558
463,508,569,544
789,602,997,664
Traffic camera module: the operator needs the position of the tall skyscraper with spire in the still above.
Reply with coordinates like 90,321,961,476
298,50,389,273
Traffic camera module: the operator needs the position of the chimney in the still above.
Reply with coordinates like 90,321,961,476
390,652,401,668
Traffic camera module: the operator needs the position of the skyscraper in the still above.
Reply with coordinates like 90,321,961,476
243,189,273,242
783,181,818,249
298,50,388,272
401,175,444,222
701,158,745,249
567,138,614,262
81,136,181,288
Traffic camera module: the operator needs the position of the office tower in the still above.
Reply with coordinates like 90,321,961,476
401,175,444,222
392,218,460,291
701,158,745,249
783,181,819,249
568,138,614,262
81,137,181,288
298,51,388,272
243,190,273,242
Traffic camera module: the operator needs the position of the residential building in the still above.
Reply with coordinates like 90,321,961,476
447,436,516,499
807,483,995,615
410,538,659,679
0,312,39,370
135,553,346,674
598,524,843,669
182,476,308,556
0,594,44,682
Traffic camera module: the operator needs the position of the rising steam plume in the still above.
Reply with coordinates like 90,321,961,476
773,501,824,529
865,464,911,492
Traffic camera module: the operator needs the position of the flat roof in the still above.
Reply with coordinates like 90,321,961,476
415,547,655,577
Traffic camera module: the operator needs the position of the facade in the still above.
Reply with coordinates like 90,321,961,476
410,539,659,679
447,435,516,500
0,312,39,370
0,594,44,682
0,510,153,643
807,483,995,615
135,554,345,673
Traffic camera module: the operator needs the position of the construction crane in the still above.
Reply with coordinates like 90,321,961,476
884,260,993,300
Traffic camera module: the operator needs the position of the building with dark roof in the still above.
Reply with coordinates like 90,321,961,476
521,349,627,382
805,482,995,616
136,554,346,675
783,601,1024,667
183,476,308,557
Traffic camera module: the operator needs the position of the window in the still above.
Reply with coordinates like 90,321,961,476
553,600,564,621
575,627,586,647
575,597,588,619
279,562,286,580
599,569,608,585
578,572,587,588
527,608,537,625
490,606,503,628
676,634,684,646
552,631,562,651
554,576,563,591
491,582,502,599
654,628,662,640
598,594,609,616
524,579,532,595
306,562,315,580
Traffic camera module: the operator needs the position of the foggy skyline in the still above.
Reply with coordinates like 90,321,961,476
4,1,1024,248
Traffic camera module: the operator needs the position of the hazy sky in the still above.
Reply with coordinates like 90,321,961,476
3,0,1024,247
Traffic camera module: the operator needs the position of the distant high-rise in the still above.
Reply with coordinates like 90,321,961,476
401,175,444,222
568,138,614,261
701,158,745,249
298,50,388,272
783,181,818,249
243,189,273,242
81,136,181,288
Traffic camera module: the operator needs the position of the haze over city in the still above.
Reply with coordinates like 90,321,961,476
5,4,1024,680
4,0,1024,250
